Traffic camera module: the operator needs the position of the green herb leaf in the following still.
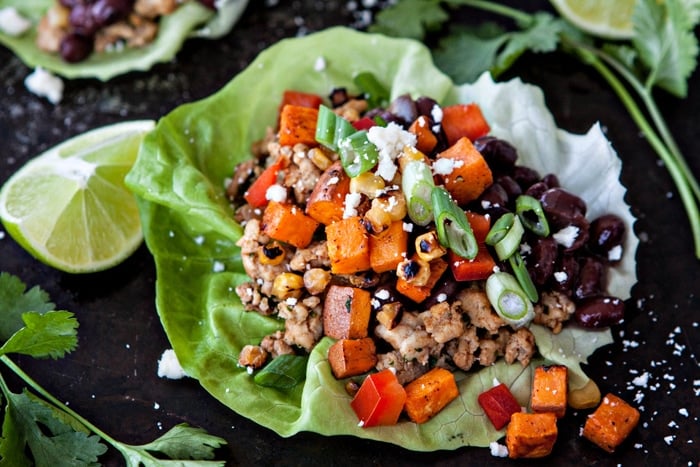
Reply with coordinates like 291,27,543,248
632,0,699,97
369,0,447,40
0,389,107,467
0,273,55,341
0,311,78,360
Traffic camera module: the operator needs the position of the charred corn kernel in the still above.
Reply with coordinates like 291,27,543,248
396,258,431,286
350,172,386,198
271,273,305,300
376,302,402,330
308,147,333,171
398,146,427,172
238,345,268,369
373,188,407,221
303,268,331,295
568,379,601,409
258,241,286,265
364,204,393,234
415,231,447,261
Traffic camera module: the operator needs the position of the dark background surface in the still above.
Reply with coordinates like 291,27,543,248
1,1,698,465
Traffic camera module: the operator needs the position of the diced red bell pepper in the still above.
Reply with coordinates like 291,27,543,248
350,369,406,427
449,212,496,281
352,117,376,131
243,158,286,208
441,103,490,146
478,383,522,430
279,90,323,110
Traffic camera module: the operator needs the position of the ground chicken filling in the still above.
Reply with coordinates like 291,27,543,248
228,89,624,393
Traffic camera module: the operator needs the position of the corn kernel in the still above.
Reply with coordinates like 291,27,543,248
258,241,286,265
350,172,386,198
415,231,447,261
303,268,331,295
271,273,305,300
396,258,431,286
308,147,333,171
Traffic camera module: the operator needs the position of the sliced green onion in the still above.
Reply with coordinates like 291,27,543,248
516,195,550,237
315,105,339,149
353,71,389,109
431,186,479,259
508,251,538,303
485,212,514,246
402,160,435,226
338,130,379,177
492,214,524,261
485,272,534,329
253,354,308,389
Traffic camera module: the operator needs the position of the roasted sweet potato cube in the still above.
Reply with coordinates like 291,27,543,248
531,365,568,418
323,285,371,339
325,216,371,274
506,412,558,459
306,161,350,225
582,393,640,453
327,337,377,379
278,104,319,147
403,367,459,424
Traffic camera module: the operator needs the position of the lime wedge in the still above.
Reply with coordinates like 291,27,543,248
549,0,636,39
0,120,155,273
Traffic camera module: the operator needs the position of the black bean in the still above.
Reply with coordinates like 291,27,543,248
574,296,625,328
59,33,93,63
574,256,606,300
424,279,459,309
541,173,560,188
69,4,99,36
549,253,579,296
474,136,518,173
91,0,133,26
196,0,216,8
496,175,522,201
512,165,541,191
589,214,626,261
527,236,558,285
480,183,509,210
388,94,417,126
557,214,590,253
524,181,549,200
539,187,587,230
415,96,440,118
329,88,349,107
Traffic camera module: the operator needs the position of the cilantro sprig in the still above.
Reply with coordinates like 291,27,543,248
0,272,227,466
371,0,700,258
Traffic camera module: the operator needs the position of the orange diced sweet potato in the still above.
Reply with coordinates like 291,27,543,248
582,393,640,453
369,220,408,273
323,285,371,339
403,367,459,424
436,136,493,205
506,412,558,459
327,337,377,379
278,104,319,147
531,365,568,418
325,216,371,274
261,201,319,248
408,116,438,154
306,161,350,225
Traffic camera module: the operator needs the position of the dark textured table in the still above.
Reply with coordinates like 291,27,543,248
1,1,698,465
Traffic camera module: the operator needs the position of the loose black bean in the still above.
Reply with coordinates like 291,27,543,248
574,296,625,328
539,187,587,230
59,33,93,63
415,96,440,118
424,279,460,309
91,0,133,26
496,175,522,201
474,136,518,174
574,256,606,300
550,253,579,296
541,173,560,188
589,214,626,261
480,183,509,210
69,4,100,36
524,181,549,200
388,94,418,126
512,165,541,191
557,214,590,253
527,236,558,285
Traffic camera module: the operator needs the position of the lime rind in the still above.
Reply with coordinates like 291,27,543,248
549,0,636,39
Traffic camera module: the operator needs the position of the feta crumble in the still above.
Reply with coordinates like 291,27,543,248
553,225,580,248
157,349,187,379
24,67,64,104
489,441,508,457
265,183,287,202
0,7,32,36
343,192,362,218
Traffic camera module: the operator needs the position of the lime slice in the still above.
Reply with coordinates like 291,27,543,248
549,0,636,39
0,120,155,273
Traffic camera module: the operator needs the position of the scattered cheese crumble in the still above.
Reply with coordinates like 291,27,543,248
0,7,32,36
24,67,64,104
265,183,287,202
489,441,509,457
343,192,362,218
157,349,187,379
552,225,580,248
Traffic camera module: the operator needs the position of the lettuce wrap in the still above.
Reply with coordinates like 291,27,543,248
0,0,248,80
125,27,638,451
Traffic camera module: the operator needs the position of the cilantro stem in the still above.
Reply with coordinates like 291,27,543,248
453,0,533,25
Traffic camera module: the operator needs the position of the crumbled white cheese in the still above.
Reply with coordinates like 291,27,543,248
553,271,568,283
157,349,187,379
432,158,455,176
213,261,225,272
431,104,443,123
24,67,64,104
265,183,287,202
0,7,32,36
632,372,650,387
314,56,327,71
367,122,416,181
608,244,623,261
489,441,509,457
375,289,390,300
402,222,414,232
553,225,580,248
343,192,362,218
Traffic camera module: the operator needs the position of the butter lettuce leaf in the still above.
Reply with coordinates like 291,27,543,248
0,0,248,81
125,28,637,451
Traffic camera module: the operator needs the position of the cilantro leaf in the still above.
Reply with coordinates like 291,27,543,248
632,0,699,96
369,0,448,40
0,311,78,359
0,273,55,341
0,389,107,467
136,424,226,461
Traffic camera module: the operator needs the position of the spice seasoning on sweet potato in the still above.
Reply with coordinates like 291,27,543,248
582,393,640,453
408,116,438,154
261,201,319,248
278,104,320,147
369,220,409,273
403,367,459,424
306,161,351,225
325,216,371,274
323,285,371,340
436,136,493,205
531,365,568,418
327,337,377,379
506,412,558,459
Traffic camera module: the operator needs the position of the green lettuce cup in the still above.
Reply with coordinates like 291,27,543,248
0,0,248,81
125,27,637,451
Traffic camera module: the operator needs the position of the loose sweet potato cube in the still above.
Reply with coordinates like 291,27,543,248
325,216,371,274
327,337,377,379
582,393,640,453
278,104,319,147
531,365,568,418
323,285,371,339
506,412,558,459
403,367,459,424
369,220,408,273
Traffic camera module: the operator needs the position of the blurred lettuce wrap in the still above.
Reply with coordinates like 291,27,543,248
0,0,248,80
125,27,637,451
